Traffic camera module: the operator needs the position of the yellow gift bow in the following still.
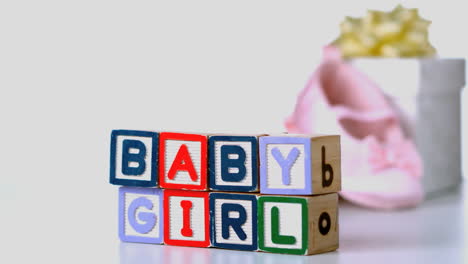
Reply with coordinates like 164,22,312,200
332,5,436,58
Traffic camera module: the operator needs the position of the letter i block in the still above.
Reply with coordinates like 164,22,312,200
110,130,159,187
209,193,257,251
164,190,210,247
259,135,341,195
159,132,208,190
258,193,338,255
119,187,163,244
208,136,259,192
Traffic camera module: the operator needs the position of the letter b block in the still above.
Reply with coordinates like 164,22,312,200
258,193,338,255
110,130,158,187
259,135,341,195
208,136,259,192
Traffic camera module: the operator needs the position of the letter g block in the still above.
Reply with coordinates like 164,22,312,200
119,187,164,244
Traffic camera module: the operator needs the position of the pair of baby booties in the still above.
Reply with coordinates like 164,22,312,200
286,46,423,210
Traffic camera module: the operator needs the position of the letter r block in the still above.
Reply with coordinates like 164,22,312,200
164,190,210,247
259,135,341,195
258,193,339,255
110,130,158,187
208,135,259,192
119,187,163,244
159,132,208,190
209,193,257,251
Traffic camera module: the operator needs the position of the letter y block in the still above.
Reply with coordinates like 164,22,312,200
259,135,341,195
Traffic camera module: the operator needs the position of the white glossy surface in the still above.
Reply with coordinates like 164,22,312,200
2,182,465,263
118,187,467,264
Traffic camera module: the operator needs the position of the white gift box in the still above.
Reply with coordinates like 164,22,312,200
351,58,465,196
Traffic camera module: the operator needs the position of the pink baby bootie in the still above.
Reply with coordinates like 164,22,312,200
285,46,424,210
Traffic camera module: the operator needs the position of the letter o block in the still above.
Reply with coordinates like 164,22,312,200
119,187,163,244
209,193,257,251
208,136,259,192
258,193,338,255
259,135,341,195
110,130,158,187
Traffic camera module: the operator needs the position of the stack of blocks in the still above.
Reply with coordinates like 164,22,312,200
110,130,341,255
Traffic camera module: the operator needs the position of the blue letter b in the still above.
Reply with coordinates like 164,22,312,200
122,139,146,176
221,145,246,182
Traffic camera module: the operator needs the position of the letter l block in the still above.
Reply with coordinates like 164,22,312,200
258,193,339,255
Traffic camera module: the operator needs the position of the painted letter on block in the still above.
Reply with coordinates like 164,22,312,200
258,194,339,255
258,196,307,254
119,187,163,244
259,135,341,195
110,130,158,187
164,190,210,247
259,136,311,195
159,132,208,190
209,136,258,192
210,193,257,251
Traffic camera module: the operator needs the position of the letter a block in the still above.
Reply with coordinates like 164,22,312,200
258,193,338,255
209,193,257,251
259,135,341,195
208,136,259,192
159,132,208,190
119,187,163,244
164,190,210,247
110,130,159,187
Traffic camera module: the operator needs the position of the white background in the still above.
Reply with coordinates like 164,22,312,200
0,0,466,263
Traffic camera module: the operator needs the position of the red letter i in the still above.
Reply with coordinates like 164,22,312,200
180,200,193,237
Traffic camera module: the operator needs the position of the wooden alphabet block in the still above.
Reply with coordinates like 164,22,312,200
257,193,339,255
164,190,210,247
110,130,159,187
119,187,164,244
208,135,259,192
159,132,208,190
209,193,257,251
259,135,341,195
111,130,342,255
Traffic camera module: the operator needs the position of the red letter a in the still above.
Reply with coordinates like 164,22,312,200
168,144,198,181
